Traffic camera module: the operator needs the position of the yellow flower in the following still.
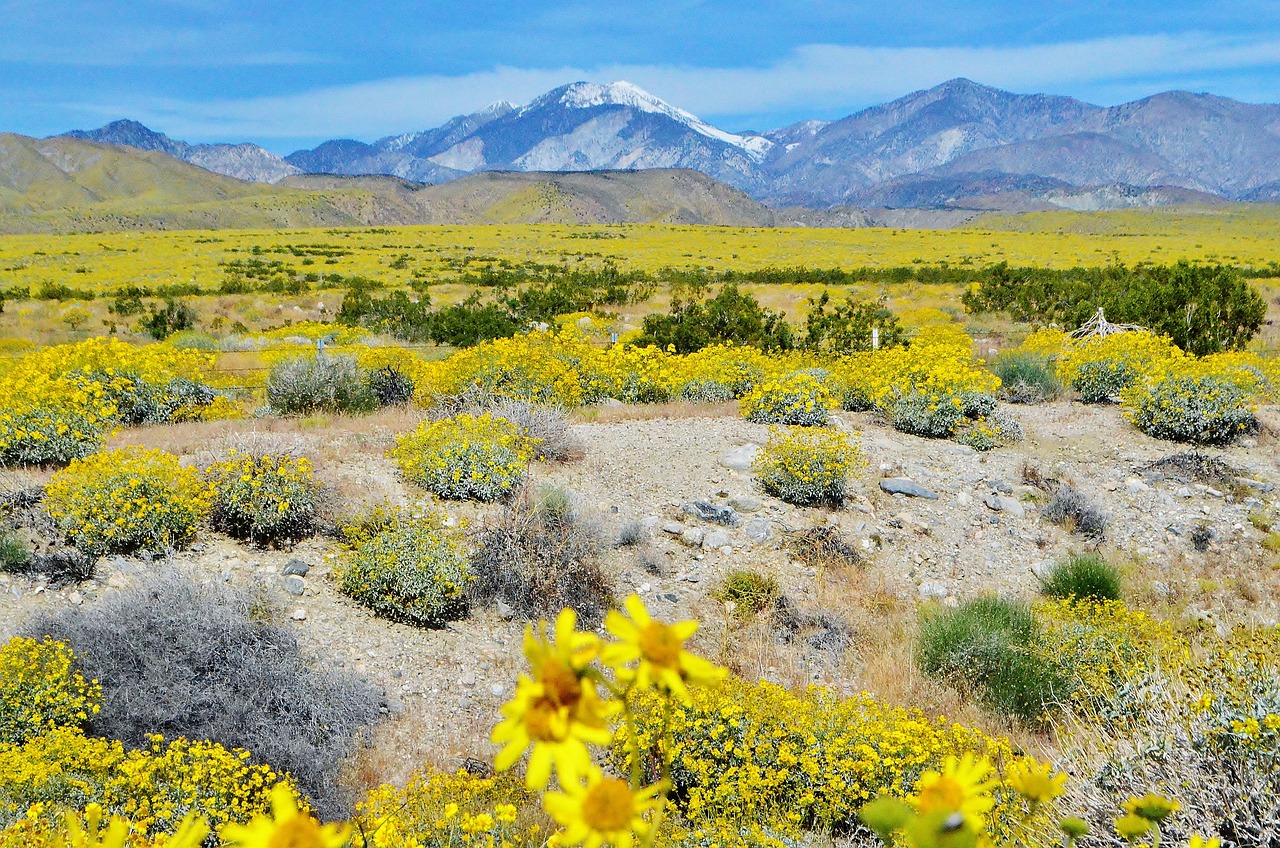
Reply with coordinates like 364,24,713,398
220,783,350,848
1189,836,1221,848
911,753,995,831
1123,793,1180,823
492,609,613,788
602,595,725,702
1006,759,1067,805
1114,812,1151,841
543,766,665,848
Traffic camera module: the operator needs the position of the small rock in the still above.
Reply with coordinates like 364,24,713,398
282,559,311,576
640,515,662,532
659,592,678,603
684,500,740,527
719,443,760,471
460,672,477,688
745,517,772,543
1125,478,1151,495
661,521,685,535
702,530,731,549
986,479,1013,494
880,477,938,499
496,599,515,620
1195,484,1224,499
956,491,973,507
283,575,306,596
290,609,308,621
983,495,1025,519
489,684,505,697
1236,477,1275,493
679,527,705,547
1176,486,1194,498
728,494,763,513
68,591,84,606
919,581,949,600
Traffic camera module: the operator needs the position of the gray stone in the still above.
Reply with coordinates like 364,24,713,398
919,580,949,600
986,479,1013,494
679,527,705,547
745,517,773,543
983,495,1026,519
1125,478,1151,495
1176,486,1194,498
282,559,311,576
702,530,731,549
661,521,685,535
460,672,477,688
719,443,760,472
290,608,308,621
659,592,679,604
955,491,973,507
880,478,939,499
728,494,763,513
489,684,505,697
496,599,515,620
1236,477,1275,493
684,500,740,527
283,575,306,596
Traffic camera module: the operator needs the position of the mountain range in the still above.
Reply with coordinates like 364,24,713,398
58,78,1280,211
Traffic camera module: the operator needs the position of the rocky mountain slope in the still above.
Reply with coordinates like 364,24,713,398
59,79,1280,211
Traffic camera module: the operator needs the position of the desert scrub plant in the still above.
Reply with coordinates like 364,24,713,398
752,426,863,507
336,508,471,629
916,596,1073,722
265,353,377,415
28,572,379,818
954,409,1024,451
0,533,30,574
1056,330,1183,403
483,399,583,462
389,412,536,502
713,570,779,622
205,450,319,546
1039,553,1123,602
43,447,211,557
786,526,862,570
1125,371,1260,445
739,372,834,426
1042,484,1110,538
993,351,1061,403
469,486,613,627
365,364,416,407
0,726,290,840
0,636,101,745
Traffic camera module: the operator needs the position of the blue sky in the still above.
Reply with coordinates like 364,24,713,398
4,1,1280,153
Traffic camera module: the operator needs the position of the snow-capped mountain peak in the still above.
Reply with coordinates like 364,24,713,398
528,80,772,160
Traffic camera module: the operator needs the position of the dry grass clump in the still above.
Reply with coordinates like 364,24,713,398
1042,483,1110,538
27,571,382,818
787,526,863,571
468,485,614,628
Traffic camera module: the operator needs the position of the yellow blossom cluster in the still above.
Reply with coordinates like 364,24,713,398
352,767,546,848
0,637,101,746
0,727,289,843
389,413,538,502
739,373,835,426
204,450,318,546
752,426,864,506
43,447,211,557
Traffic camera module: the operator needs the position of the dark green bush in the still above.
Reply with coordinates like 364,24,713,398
917,596,1071,722
801,293,907,353
1040,553,1123,602
0,533,30,573
141,298,197,341
634,283,793,353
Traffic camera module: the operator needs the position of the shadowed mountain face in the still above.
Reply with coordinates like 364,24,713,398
51,78,1280,210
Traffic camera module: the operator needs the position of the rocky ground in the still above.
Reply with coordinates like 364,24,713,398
2,400,1277,788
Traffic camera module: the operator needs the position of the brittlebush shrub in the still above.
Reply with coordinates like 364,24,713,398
353,766,548,848
205,450,319,546
336,509,471,628
0,726,289,841
753,426,863,507
0,637,101,746
43,448,210,557
613,677,1029,833
740,372,834,426
389,413,536,502
1125,372,1259,445
1056,331,1182,404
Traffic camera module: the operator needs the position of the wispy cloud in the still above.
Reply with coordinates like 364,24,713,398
89,31,1280,143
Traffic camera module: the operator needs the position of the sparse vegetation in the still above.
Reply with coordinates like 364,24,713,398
1042,483,1110,538
713,569,779,621
1040,553,1123,602
993,351,1061,403
266,354,377,415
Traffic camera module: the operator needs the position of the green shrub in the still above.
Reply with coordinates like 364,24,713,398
889,389,967,438
1072,359,1140,403
1126,373,1259,445
713,570,779,621
0,533,31,573
753,426,862,507
336,510,471,628
43,448,211,557
954,409,1024,451
1040,553,1123,602
993,352,1061,404
266,354,377,415
800,293,907,354
205,451,319,546
740,372,833,426
916,596,1072,722
366,365,416,407
389,413,536,502
635,283,792,354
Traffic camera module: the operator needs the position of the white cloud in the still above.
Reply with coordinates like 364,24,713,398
97,31,1280,143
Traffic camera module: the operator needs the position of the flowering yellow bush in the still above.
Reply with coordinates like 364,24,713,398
389,413,537,502
44,448,211,557
0,339,236,466
0,637,101,746
0,727,289,842
740,373,834,426
205,451,319,546
1055,331,1184,403
672,344,775,401
752,426,863,506
415,331,589,408
352,767,546,848
1123,359,1261,445
335,508,471,628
